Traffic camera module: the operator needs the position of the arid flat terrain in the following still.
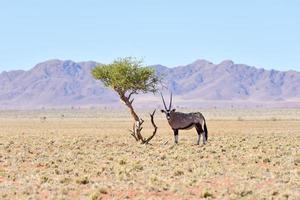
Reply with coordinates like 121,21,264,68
0,109,300,199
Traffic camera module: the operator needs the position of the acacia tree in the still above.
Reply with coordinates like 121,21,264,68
91,57,159,143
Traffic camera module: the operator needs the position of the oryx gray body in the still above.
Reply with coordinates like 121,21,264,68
160,93,208,145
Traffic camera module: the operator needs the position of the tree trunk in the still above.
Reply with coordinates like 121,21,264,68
119,92,144,141
119,93,138,120
117,91,157,144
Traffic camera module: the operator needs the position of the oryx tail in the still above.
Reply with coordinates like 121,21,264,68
204,119,208,141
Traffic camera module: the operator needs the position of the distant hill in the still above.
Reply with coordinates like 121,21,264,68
152,59,300,101
0,59,299,109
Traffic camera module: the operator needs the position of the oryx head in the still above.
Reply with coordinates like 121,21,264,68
160,92,176,120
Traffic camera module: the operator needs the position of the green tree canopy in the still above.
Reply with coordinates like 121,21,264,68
91,57,159,95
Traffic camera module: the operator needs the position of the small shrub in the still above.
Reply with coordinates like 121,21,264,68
119,159,126,165
133,164,143,171
241,190,253,197
174,170,184,176
60,177,72,184
99,188,108,194
40,176,49,183
270,117,277,121
202,190,213,198
263,158,271,163
76,176,89,185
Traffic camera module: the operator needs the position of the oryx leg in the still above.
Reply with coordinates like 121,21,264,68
196,123,205,145
173,129,179,144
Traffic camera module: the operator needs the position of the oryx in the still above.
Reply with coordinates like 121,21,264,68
160,93,208,145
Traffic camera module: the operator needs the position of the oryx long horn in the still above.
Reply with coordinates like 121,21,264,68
169,92,173,110
160,92,168,110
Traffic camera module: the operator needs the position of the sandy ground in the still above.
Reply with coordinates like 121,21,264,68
0,109,300,199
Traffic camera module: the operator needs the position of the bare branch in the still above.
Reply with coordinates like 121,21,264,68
127,91,137,100
128,119,145,143
135,119,145,143
128,129,139,141
128,112,157,144
139,118,145,126
142,109,158,144
130,98,134,105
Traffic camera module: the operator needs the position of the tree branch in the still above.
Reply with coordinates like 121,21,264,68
127,91,137,101
142,109,158,144
128,111,158,144
135,119,145,143
130,98,134,105
129,129,139,141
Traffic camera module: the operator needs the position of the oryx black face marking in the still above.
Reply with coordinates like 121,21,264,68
160,92,208,145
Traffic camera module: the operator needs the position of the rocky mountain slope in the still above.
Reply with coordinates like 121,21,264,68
0,59,299,108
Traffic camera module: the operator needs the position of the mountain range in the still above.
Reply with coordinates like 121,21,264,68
0,59,299,109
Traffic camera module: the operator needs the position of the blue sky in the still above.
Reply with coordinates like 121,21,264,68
0,0,299,71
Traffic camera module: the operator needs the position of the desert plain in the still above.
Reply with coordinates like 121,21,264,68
0,108,300,199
